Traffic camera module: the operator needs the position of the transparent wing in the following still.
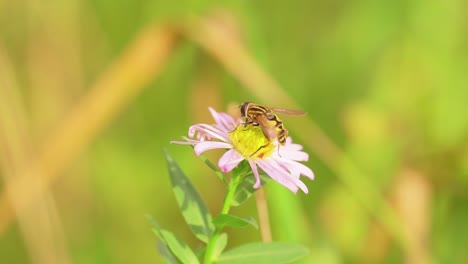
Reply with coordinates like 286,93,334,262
270,107,307,116
256,115,278,140
261,126,278,140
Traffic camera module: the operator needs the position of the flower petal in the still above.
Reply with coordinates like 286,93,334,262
171,137,202,145
277,148,309,161
194,141,233,156
218,149,244,173
277,158,315,180
294,178,309,194
248,160,262,189
170,140,194,145
189,124,229,141
283,137,303,150
256,160,300,193
209,107,238,131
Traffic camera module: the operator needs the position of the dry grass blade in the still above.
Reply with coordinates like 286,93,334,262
0,25,178,234
0,46,71,263
256,189,272,243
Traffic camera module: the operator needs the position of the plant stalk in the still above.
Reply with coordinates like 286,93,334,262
203,174,242,264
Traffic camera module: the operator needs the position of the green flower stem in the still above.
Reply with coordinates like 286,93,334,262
204,173,243,264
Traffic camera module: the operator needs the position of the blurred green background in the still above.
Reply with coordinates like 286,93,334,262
1,0,467,263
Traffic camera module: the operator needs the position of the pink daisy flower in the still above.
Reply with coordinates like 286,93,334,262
171,107,314,194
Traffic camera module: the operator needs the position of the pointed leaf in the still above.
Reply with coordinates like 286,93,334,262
215,242,309,264
157,240,182,264
232,174,270,207
213,214,258,229
148,216,165,241
149,218,185,264
160,229,200,264
164,149,215,243
211,233,228,261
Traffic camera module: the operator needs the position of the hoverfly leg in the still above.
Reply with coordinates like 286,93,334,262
249,143,269,157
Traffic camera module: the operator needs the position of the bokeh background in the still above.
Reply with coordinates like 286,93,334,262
1,1,467,263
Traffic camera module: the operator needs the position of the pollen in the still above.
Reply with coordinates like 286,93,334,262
229,125,275,159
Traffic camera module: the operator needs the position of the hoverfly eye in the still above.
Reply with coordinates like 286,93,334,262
240,102,249,117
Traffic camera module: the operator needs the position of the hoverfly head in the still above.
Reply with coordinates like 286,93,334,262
239,102,251,117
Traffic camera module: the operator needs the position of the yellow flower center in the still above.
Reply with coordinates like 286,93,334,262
229,124,275,159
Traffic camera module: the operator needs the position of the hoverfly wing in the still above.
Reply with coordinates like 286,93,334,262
256,115,279,140
271,107,307,116
263,125,278,140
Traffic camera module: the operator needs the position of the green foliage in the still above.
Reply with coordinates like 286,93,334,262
210,233,228,261
160,229,200,264
150,219,183,264
152,221,199,264
157,241,181,264
215,242,310,264
213,214,258,229
164,149,215,243
231,174,270,207
155,150,309,264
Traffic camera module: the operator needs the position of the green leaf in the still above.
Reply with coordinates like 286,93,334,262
213,214,258,229
231,160,252,176
215,242,309,264
148,217,187,264
211,233,228,261
148,216,164,241
160,229,200,264
164,149,215,243
231,174,270,207
157,240,182,264
195,247,206,260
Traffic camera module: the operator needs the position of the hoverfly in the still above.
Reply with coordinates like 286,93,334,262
239,102,306,144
